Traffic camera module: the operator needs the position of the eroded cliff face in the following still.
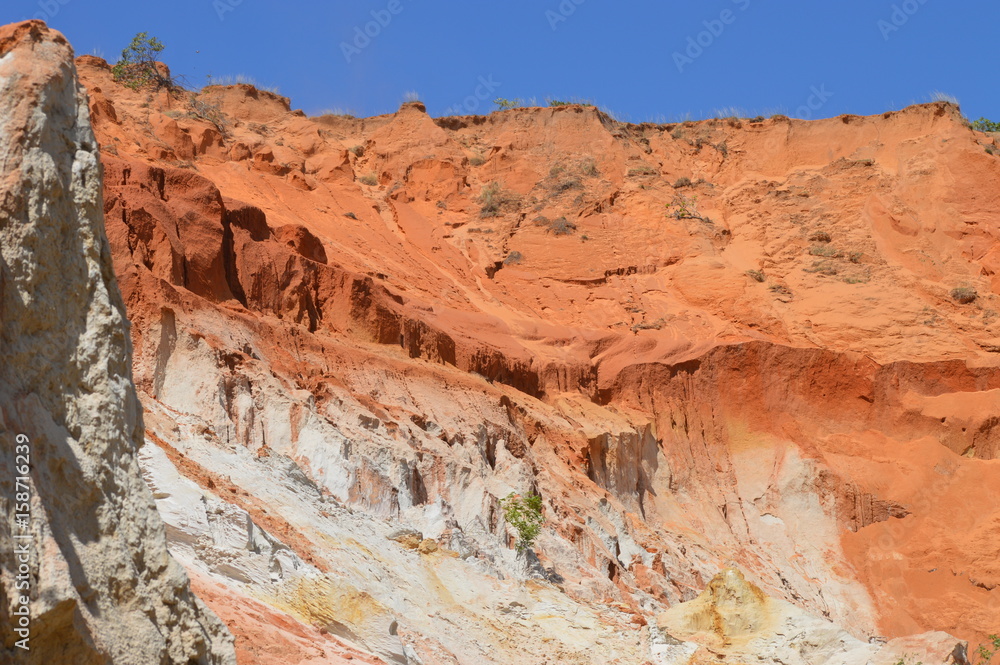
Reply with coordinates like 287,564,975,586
0,22,235,665
56,21,1000,664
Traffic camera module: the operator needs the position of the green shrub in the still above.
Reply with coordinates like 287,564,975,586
971,118,1000,133
500,492,544,552
112,32,173,90
974,633,1000,664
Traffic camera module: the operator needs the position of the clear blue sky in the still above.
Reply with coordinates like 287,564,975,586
7,0,999,122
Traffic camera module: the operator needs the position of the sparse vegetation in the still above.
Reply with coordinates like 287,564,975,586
186,96,228,135
627,163,658,177
469,154,486,166
478,182,521,218
666,194,709,222
344,212,357,219
552,176,582,192
112,32,174,90
494,98,524,110
500,492,544,553
746,269,766,283
848,251,863,264
951,286,978,304
808,244,843,258
673,177,692,189
204,74,280,94
358,173,378,186
809,230,832,243
770,284,793,299
349,145,365,157
536,216,576,236
805,260,839,276
581,159,599,177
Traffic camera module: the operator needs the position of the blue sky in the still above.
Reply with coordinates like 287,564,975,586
8,0,999,122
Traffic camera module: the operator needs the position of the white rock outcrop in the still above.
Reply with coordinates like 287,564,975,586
0,21,235,664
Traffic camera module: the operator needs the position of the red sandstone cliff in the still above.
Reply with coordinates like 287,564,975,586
38,25,1000,663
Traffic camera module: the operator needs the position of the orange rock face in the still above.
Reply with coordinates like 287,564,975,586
73,45,1000,662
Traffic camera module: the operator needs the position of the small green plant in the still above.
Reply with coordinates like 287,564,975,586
666,194,708,222
971,118,1000,133
973,634,1000,664
500,492,544,553
746,269,766,283
112,32,173,91
494,97,524,110
951,286,978,304
891,655,922,665
848,251,863,264
358,173,378,186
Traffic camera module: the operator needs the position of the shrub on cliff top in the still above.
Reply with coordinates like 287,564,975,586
112,32,174,91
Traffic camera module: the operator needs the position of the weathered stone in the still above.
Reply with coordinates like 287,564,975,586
0,21,234,665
